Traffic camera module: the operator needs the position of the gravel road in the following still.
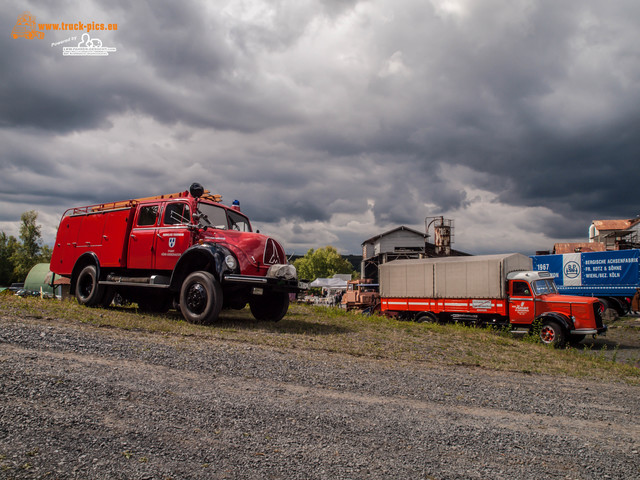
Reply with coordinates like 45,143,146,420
1,315,639,480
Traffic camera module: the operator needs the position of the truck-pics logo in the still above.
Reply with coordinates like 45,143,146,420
564,261,580,279
168,237,176,249
12,11,44,39
62,33,116,56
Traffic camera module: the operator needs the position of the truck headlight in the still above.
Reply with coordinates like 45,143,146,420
225,255,237,270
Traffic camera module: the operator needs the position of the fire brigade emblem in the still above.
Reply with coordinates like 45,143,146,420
168,237,176,249
264,238,282,264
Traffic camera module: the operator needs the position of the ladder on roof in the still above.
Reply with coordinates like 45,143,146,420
68,190,222,214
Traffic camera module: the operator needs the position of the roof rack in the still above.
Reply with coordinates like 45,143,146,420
64,190,223,216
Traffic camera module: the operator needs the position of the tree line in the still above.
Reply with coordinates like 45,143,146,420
0,211,51,286
293,246,357,281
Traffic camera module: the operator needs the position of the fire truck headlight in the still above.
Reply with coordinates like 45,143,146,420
225,255,237,270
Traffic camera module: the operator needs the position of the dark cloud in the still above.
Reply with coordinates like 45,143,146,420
2,0,640,254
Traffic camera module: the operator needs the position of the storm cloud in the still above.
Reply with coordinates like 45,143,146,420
2,0,640,255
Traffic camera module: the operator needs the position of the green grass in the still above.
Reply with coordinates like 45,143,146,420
1,295,639,384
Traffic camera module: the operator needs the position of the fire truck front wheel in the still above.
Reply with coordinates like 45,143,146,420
179,271,223,325
249,292,289,322
76,265,108,307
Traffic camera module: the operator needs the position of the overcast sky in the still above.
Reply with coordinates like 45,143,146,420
2,0,640,256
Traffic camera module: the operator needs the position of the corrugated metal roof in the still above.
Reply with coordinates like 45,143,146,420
593,218,640,231
554,242,606,254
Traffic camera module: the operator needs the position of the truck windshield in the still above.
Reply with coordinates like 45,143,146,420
197,203,252,231
532,279,558,295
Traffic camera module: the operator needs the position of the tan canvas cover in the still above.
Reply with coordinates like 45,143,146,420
379,253,532,299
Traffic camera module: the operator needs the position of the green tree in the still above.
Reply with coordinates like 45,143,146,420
11,211,50,282
0,232,19,286
293,246,355,281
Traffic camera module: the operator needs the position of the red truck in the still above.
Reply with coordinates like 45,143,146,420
50,184,299,324
378,254,607,347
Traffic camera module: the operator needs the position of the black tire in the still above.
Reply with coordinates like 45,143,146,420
179,271,222,325
75,265,107,307
249,292,289,322
100,288,115,308
599,299,620,323
415,312,438,323
539,320,566,348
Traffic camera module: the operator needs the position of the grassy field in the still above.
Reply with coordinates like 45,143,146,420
1,294,639,384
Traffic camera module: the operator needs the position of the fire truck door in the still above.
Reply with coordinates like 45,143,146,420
128,204,160,270
509,280,535,324
155,202,192,271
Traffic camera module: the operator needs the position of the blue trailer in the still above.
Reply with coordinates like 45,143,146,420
531,250,640,320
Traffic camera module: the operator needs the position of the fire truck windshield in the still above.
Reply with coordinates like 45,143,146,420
197,202,252,232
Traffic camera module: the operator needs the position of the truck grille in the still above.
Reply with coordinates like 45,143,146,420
593,303,604,328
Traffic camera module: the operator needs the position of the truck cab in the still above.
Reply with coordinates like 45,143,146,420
50,184,299,324
507,271,606,345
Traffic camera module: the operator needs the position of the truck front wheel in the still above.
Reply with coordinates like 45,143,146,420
539,320,566,348
76,265,107,307
249,292,289,322
179,271,223,325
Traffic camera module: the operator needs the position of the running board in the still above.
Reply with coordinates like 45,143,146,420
100,274,170,289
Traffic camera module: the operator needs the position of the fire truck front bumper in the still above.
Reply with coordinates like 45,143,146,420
223,273,302,293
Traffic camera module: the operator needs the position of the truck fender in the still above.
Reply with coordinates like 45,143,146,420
69,252,101,295
536,312,574,332
170,243,238,291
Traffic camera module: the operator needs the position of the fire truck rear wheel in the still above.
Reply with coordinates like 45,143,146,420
539,320,566,348
180,271,222,325
76,265,108,307
249,292,289,322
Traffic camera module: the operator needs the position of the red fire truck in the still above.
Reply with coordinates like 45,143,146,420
379,254,607,347
50,184,299,324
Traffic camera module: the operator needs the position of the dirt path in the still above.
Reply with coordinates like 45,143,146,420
1,315,639,479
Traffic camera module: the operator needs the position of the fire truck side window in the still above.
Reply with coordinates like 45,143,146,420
512,281,531,297
164,203,191,225
137,205,159,226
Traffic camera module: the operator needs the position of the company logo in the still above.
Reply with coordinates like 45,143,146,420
168,237,176,249
63,33,116,56
471,300,492,310
12,11,43,39
264,238,283,265
513,302,530,315
564,261,580,279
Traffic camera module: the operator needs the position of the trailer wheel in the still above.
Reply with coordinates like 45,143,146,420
539,320,566,348
250,292,289,322
76,265,107,307
415,312,438,323
179,271,222,325
599,299,619,323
